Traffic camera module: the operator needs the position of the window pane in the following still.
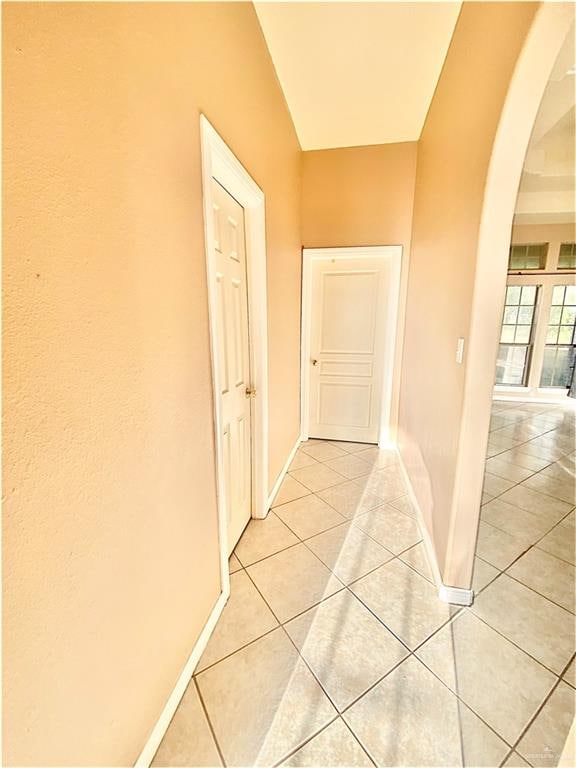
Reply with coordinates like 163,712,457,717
561,306,576,326
508,244,547,271
558,243,576,270
565,285,576,305
495,345,529,385
552,285,566,305
546,326,559,344
506,286,521,304
549,306,562,324
520,286,537,305
515,326,531,343
501,325,515,343
503,306,519,324
540,347,576,387
517,306,534,324
558,326,574,344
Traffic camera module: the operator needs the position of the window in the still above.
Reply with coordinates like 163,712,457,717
495,285,538,386
558,243,576,270
540,285,576,388
508,243,547,271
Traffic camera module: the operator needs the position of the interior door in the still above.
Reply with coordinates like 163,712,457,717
211,179,252,553
308,257,388,443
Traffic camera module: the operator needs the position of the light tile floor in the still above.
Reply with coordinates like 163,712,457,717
153,401,575,767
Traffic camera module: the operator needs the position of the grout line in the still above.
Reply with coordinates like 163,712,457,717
193,676,228,767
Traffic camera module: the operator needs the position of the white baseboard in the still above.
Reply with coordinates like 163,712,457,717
396,450,475,606
135,588,228,767
267,435,302,510
438,584,474,606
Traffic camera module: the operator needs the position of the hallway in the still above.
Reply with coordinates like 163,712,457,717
153,402,575,768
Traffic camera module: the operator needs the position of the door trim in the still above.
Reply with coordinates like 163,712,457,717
301,246,402,448
200,116,270,562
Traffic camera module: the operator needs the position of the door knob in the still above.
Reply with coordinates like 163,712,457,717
245,386,257,398
311,359,318,366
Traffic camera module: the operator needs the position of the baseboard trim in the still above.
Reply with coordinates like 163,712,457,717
396,450,475,606
396,450,443,587
267,435,302,510
134,588,229,767
438,584,474,606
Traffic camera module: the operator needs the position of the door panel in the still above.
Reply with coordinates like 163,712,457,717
309,258,388,443
211,179,252,553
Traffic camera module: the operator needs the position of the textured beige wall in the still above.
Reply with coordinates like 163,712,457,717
301,143,418,439
2,3,301,765
398,2,537,582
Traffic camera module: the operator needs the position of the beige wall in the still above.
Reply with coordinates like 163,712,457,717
398,2,538,585
301,143,418,439
301,143,417,248
2,3,301,765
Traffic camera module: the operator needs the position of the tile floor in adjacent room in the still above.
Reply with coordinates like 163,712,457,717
153,401,575,767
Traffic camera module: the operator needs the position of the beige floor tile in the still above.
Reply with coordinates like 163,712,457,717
282,719,372,767
508,547,575,613
481,498,554,543
483,472,516,497
234,512,299,567
273,494,346,540
290,464,347,493
317,480,384,519
472,575,575,674
488,433,523,450
541,458,575,481
537,513,575,565
344,656,507,768
228,552,242,574
399,542,434,583
350,558,453,649
247,543,344,623
354,446,398,469
197,628,337,766
324,454,373,479
290,450,319,471
353,505,421,554
517,441,566,463
387,494,416,518
306,523,393,584
152,682,222,767
517,681,575,768
482,491,494,504
299,442,348,461
285,590,408,711
485,457,534,483
499,484,572,523
471,557,500,593
272,476,311,507
498,449,551,472
522,471,575,505
563,658,575,688
475,520,531,570
458,701,511,767
197,571,278,672
353,466,406,502
416,611,556,744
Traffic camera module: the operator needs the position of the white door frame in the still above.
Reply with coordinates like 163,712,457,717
200,116,270,577
301,246,402,448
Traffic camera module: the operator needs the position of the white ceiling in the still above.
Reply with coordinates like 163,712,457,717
255,2,462,150
515,24,575,225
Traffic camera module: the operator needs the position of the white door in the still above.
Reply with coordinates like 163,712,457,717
308,257,388,443
211,179,252,553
